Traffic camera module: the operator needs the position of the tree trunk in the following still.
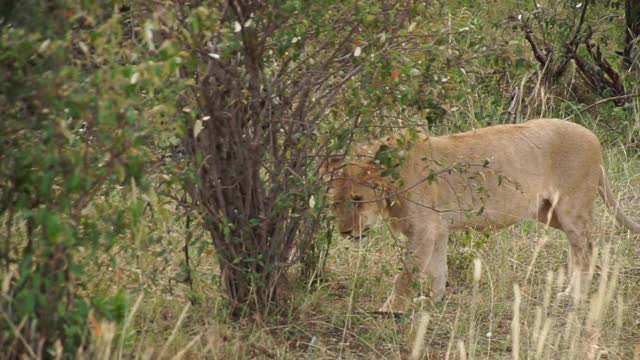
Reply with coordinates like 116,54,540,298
624,0,640,70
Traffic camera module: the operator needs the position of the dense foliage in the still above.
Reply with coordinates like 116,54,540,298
0,1,185,355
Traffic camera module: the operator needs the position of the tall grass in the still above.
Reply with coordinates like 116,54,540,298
70,198,639,359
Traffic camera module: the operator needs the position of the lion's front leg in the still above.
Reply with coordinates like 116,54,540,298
425,234,448,301
378,270,414,313
378,222,449,313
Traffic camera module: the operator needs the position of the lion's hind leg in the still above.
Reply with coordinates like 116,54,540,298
554,199,595,300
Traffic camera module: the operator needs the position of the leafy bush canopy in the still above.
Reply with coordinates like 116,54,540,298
0,2,186,355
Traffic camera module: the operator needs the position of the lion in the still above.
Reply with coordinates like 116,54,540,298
322,118,639,313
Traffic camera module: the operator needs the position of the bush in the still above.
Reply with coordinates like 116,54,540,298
0,3,184,355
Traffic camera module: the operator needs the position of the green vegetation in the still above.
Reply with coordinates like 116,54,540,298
1,0,639,358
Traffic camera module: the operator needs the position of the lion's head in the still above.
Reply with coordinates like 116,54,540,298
321,156,388,240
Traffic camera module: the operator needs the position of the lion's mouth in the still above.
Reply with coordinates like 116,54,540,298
341,226,371,240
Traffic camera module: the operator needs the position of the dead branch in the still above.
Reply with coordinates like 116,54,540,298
563,93,640,120
585,40,626,104
523,19,548,67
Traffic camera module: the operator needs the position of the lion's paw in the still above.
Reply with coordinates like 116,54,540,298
555,291,577,311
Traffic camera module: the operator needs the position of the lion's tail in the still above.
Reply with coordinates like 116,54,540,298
599,167,640,233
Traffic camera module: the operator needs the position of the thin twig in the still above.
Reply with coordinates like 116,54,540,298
563,93,640,121
335,162,492,206
556,0,590,77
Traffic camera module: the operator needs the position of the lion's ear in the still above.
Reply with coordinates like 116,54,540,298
319,154,345,179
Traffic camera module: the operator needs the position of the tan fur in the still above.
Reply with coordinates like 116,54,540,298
323,118,639,313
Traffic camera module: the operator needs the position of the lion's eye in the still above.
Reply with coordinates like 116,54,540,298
352,195,363,202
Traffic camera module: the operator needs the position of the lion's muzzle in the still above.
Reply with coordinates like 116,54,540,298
340,226,372,240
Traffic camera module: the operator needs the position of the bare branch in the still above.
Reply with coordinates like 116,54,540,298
563,93,640,121
555,0,590,77
523,19,548,67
